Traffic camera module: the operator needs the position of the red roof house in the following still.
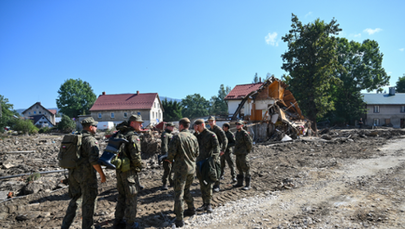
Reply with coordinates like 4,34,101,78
225,83,264,117
89,91,164,126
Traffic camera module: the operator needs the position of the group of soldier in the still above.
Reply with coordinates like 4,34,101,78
60,114,252,229
161,116,253,227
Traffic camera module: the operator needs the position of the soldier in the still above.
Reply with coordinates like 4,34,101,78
61,117,106,229
233,120,253,190
193,119,219,213
160,122,175,190
165,118,199,227
112,115,143,229
221,122,237,183
207,116,227,192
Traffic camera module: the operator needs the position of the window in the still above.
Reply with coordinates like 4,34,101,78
373,119,380,126
152,112,154,119
29,112,31,115
373,106,379,113
34,111,36,114
98,113,102,118
124,112,128,118
401,106,405,113
111,113,115,118
39,111,42,114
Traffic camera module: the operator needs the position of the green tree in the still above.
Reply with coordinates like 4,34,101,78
181,94,210,119
281,14,342,131
56,79,96,118
0,95,19,132
252,73,259,83
210,84,231,115
162,98,182,121
329,38,390,124
13,118,38,135
58,114,76,132
396,74,405,93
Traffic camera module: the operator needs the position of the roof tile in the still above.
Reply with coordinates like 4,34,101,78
90,93,158,111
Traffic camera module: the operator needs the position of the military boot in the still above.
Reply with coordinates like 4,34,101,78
206,204,213,213
196,203,207,211
242,176,251,190
175,219,184,227
112,219,126,229
233,175,244,187
184,207,196,217
213,183,220,192
125,222,139,229
161,181,168,190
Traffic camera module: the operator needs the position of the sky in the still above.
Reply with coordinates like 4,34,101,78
1,0,404,110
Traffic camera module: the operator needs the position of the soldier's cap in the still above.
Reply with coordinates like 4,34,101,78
223,122,230,128
129,114,144,123
179,118,190,123
81,117,98,126
236,120,244,125
166,122,175,127
208,115,215,121
194,119,205,125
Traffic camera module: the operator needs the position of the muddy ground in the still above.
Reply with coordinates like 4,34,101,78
1,128,405,228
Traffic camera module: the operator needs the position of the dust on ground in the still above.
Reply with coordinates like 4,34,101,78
1,128,405,228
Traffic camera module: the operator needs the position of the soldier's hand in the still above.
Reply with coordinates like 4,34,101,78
220,151,225,156
100,174,106,183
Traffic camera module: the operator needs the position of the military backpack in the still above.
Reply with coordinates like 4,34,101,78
58,133,83,169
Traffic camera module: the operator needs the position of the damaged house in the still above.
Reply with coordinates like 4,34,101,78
226,77,307,142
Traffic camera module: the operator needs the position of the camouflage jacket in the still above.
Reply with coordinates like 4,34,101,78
160,129,173,155
80,130,100,166
234,129,253,155
196,128,219,162
210,125,228,152
118,127,143,170
167,129,199,174
224,130,236,153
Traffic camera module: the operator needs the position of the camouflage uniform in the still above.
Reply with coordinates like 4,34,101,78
167,129,199,221
114,126,143,228
210,125,227,190
222,130,236,180
161,129,174,187
234,128,253,189
195,128,219,205
61,130,100,229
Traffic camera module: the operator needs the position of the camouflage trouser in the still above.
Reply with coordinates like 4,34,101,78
220,150,236,178
173,171,194,220
115,168,139,225
62,167,98,229
162,160,174,185
235,154,250,177
196,166,213,204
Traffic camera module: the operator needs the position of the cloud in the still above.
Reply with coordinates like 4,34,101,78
363,28,382,35
400,48,404,52
265,32,278,46
305,12,312,18
354,33,361,38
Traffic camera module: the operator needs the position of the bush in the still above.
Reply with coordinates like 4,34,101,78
38,126,52,134
58,114,76,133
12,119,39,135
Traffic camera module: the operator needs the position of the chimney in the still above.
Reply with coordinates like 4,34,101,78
102,92,106,95
136,90,139,95
388,87,396,96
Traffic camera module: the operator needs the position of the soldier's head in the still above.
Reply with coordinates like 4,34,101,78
179,118,190,131
236,120,244,131
194,119,205,133
165,122,175,132
222,122,230,132
208,115,216,128
81,117,98,134
129,114,143,132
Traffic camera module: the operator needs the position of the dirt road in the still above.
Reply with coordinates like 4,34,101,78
1,129,405,228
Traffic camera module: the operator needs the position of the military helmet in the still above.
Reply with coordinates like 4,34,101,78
81,117,98,126
129,114,143,123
